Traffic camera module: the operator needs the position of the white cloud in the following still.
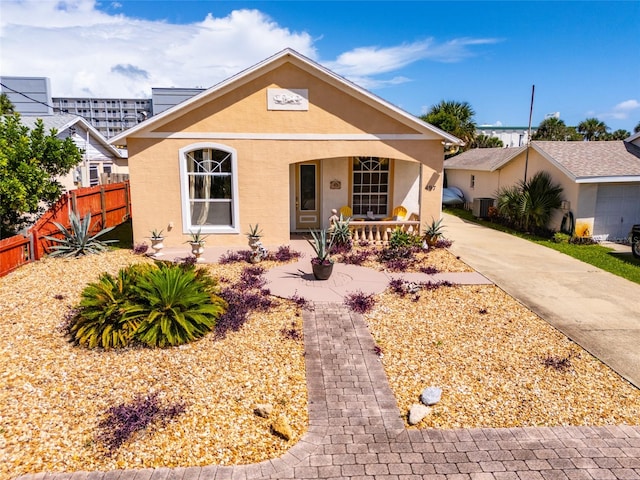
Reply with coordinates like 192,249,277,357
598,99,640,121
0,0,499,98
0,1,316,97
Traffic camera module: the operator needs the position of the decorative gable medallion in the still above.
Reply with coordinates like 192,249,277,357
267,88,308,111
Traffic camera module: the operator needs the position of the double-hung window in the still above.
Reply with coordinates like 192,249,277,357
179,143,239,233
352,157,390,216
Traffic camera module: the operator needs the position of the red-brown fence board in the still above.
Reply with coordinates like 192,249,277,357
0,235,31,277
0,181,131,276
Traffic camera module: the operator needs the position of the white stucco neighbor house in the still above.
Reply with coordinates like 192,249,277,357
444,139,640,241
19,114,128,191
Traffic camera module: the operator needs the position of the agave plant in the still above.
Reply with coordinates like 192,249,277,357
307,228,334,265
129,262,227,348
45,211,117,257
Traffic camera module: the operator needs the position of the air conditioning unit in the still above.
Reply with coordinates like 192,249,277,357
472,197,494,218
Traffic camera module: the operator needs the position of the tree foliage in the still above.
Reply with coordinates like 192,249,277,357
472,134,504,148
531,117,580,141
577,117,609,141
0,93,15,115
634,121,640,134
496,171,563,232
420,100,477,154
0,114,82,237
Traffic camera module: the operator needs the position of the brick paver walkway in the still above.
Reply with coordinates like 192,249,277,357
17,304,640,480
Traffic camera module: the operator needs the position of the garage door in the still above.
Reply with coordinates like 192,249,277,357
593,183,640,241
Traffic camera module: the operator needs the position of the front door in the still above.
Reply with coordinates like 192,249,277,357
295,161,321,230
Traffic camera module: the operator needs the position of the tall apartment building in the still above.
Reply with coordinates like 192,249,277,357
51,97,152,139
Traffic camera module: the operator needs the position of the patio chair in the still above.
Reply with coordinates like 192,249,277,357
383,205,408,221
339,205,352,218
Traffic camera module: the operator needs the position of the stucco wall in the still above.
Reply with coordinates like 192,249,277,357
127,62,444,247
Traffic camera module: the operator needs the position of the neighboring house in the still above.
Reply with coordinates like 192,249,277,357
444,140,640,241
20,114,128,191
109,49,461,248
476,125,534,148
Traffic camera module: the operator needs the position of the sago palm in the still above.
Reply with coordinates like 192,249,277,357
130,263,227,347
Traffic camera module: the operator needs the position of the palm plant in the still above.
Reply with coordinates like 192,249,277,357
421,100,477,150
577,117,608,141
330,214,352,249
45,211,117,257
496,171,563,231
129,262,227,348
69,263,151,349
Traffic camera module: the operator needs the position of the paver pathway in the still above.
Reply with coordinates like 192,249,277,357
17,304,640,480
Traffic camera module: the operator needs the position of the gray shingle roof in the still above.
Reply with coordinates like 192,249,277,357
19,113,80,132
443,146,526,171
533,141,640,179
444,141,640,180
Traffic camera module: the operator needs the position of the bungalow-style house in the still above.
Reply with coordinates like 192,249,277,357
109,49,462,247
444,139,640,241
20,114,128,191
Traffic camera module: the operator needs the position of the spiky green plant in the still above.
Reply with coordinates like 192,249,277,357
70,263,152,349
330,214,352,247
307,228,334,264
45,211,117,257
129,263,227,348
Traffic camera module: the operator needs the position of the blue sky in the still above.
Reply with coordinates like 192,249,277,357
1,0,638,131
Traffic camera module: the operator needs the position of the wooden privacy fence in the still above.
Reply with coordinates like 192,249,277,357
0,181,131,277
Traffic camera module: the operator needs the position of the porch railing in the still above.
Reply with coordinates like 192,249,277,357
349,220,420,245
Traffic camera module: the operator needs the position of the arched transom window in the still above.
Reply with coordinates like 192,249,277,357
179,144,239,233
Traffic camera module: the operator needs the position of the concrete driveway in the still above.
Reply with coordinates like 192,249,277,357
443,213,640,389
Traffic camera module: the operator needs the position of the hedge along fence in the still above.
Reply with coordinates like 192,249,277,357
0,181,131,277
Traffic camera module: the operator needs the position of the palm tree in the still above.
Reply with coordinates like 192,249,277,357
577,117,608,141
607,129,631,140
634,121,640,134
532,117,572,141
496,171,563,231
420,100,477,149
472,134,504,148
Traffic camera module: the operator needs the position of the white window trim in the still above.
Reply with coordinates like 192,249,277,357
179,142,240,235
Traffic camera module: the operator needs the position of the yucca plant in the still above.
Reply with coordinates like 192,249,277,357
45,211,117,257
69,263,152,349
129,262,227,348
330,214,352,250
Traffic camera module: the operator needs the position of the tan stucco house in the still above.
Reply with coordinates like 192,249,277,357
444,139,640,240
109,49,461,247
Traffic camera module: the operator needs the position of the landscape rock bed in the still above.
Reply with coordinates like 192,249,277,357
0,251,307,478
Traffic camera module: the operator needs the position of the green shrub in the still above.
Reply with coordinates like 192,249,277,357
129,262,227,348
552,232,570,244
389,228,420,249
70,263,152,349
69,262,226,349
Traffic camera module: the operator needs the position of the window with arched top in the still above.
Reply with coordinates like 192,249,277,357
179,143,240,233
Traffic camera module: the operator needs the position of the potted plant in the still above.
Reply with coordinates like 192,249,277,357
149,229,165,257
307,228,335,280
186,228,208,262
246,224,263,249
422,217,445,248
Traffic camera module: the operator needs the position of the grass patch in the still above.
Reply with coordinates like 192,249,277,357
101,219,133,250
445,207,640,285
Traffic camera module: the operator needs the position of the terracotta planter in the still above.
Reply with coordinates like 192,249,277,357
312,262,334,280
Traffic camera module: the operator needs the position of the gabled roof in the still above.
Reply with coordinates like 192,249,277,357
444,146,526,171
20,113,125,158
109,48,462,147
444,140,640,183
533,141,640,182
